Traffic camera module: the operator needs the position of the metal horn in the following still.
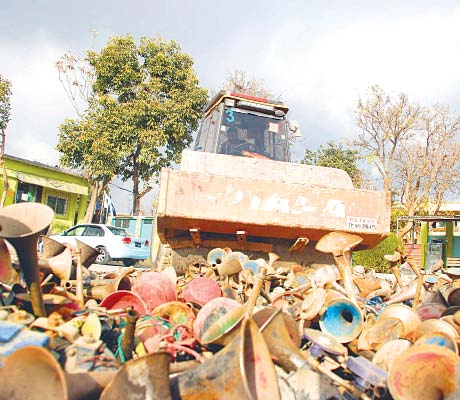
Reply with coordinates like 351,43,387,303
380,303,421,338
100,352,171,400
41,236,67,258
319,297,364,343
388,344,460,400
315,231,363,303
170,317,280,400
83,269,133,301
0,237,18,284
253,307,306,373
75,239,100,268
0,203,54,317
40,246,74,281
1,345,116,400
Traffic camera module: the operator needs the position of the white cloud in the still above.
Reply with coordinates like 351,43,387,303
261,8,460,147
0,33,76,165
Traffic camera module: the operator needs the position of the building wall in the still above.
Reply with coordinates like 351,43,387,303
0,156,90,233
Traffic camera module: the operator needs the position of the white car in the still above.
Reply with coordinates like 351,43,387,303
49,223,150,267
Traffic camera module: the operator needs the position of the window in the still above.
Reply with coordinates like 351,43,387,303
65,226,86,236
84,226,105,237
46,195,68,216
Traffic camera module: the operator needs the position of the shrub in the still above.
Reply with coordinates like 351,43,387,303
352,233,403,273
49,220,71,235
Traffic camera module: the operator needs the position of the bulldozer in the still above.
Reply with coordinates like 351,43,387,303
153,91,391,273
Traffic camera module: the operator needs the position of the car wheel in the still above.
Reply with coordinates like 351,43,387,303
95,246,110,264
122,259,137,267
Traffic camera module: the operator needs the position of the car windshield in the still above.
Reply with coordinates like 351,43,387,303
218,108,289,161
106,226,130,237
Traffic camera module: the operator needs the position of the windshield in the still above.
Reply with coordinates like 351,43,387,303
217,107,289,161
106,226,131,237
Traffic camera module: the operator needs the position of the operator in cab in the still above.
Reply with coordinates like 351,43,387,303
220,126,253,156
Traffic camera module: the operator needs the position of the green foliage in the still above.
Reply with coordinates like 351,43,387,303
50,220,71,235
391,206,407,232
0,75,12,131
86,35,208,181
57,35,208,214
302,141,362,186
352,233,403,273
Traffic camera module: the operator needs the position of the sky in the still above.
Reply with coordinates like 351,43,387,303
2,1,460,214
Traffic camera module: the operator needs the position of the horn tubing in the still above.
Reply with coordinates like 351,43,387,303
121,308,139,361
246,267,266,317
12,236,46,317
75,247,84,305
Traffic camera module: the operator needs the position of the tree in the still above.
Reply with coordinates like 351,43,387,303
0,75,12,207
355,86,460,238
222,70,277,99
86,35,208,215
56,52,95,118
57,35,208,216
355,85,422,192
57,107,119,222
302,141,362,186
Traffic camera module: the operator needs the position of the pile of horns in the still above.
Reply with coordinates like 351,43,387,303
1,203,460,399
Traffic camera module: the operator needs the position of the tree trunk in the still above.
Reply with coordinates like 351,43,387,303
83,178,110,223
83,182,100,222
132,155,141,215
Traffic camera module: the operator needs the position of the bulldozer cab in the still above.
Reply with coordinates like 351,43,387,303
194,91,293,162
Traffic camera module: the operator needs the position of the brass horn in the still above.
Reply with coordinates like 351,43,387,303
0,203,54,317
315,231,363,303
1,345,116,400
170,317,280,400
388,344,460,400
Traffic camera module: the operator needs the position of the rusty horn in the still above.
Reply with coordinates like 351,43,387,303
254,308,373,399
170,317,280,400
253,307,306,372
388,344,460,400
100,352,171,400
75,239,100,268
0,237,18,284
41,236,67,259
39,246,74,281
384,251,404,289
74,246,84,304
315,231,363,303
120,308,139,362
83,267,133,301
0,203,54,317
1,345,116,400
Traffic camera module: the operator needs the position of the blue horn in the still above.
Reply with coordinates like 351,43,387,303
319,298,363,343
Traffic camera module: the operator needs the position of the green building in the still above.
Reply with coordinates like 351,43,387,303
0,154,90,233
